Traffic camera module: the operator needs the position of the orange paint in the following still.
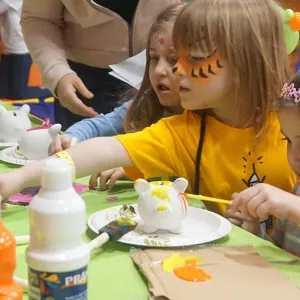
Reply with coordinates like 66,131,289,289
289,12,300,31
0,220,22,299
174,259,212,282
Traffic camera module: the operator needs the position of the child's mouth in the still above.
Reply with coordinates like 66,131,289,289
158,84,170,92
179,87,190,93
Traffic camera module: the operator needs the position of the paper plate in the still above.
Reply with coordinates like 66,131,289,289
0,146,34,165
88,204,232,247
0,142,18,149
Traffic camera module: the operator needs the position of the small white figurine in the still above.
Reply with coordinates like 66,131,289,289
134,178,189,234
0,104,31,142
18,119,61,160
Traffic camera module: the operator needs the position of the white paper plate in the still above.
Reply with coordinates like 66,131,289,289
0,146,34,165
88,204,232,247
0,142,18,149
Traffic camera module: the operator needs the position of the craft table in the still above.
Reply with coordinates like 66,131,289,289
1,102,300,300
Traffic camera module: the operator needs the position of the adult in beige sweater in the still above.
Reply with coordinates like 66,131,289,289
21,0,181,129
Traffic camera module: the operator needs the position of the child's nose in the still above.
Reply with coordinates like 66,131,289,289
155,60,168,76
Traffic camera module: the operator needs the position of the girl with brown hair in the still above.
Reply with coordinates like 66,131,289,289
49,3,185,190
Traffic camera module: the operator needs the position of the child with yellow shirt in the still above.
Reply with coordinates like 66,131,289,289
0,0,296,225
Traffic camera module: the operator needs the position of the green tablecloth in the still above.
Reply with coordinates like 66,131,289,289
1,101,300,299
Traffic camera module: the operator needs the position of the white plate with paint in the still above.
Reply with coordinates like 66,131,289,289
0,142,18,149
0,146,34,165
88,204,232,247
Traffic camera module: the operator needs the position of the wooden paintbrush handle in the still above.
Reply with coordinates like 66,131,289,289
88,232,110,251
186,193,232,205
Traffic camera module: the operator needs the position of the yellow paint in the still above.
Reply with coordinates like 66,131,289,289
116,217,137,226
162,253,205,272
156,204,169,212
151,187,170,202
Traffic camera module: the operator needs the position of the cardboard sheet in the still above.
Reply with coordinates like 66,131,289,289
130,246,300,300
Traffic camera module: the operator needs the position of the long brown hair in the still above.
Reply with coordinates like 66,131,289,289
173,0,291,136
124,3,186,132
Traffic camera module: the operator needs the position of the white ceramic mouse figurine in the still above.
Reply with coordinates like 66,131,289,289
0,104,31,142
134,178,189,234
18,119,61,160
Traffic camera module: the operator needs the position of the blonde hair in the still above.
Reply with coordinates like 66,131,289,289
173,0,291,135
124,3,186,132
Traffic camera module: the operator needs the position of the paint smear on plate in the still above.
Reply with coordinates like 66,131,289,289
162,253,205,272
174,259,212,282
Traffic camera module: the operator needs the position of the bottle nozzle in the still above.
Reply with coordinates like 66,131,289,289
41,158,73,190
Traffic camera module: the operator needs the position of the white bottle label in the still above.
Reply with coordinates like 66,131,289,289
28,266,88,300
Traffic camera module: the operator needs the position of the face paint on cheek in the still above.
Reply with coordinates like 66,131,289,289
172,48,224,85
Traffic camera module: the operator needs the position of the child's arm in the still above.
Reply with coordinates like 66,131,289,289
64,101,132,142
0,137,133,200
231,183,300,225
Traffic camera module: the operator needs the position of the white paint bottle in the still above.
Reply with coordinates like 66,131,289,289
26,158,90,300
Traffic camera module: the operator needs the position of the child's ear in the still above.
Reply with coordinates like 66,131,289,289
171,178,188,193
49,124,62,138
134,179,151,194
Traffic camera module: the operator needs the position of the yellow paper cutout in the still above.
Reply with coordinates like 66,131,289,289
162,253,205,272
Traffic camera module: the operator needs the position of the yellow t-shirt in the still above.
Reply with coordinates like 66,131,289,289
116,110,296,215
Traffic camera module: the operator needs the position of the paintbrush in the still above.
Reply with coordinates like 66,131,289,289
186,193,232,205
15,218,138,248
14,217,138,292
90,217,138,250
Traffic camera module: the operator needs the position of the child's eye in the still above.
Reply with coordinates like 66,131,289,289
169,57,178,65
189,56,205,62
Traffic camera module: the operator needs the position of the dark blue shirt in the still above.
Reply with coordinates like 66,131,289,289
93,0,139,25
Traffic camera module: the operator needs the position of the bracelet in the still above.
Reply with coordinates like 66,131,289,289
55,150,76,181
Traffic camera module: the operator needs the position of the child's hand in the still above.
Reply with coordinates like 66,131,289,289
48,135,78,155
0,170,26,207
89,168,129,191
231,183,297,221
225,205,260,234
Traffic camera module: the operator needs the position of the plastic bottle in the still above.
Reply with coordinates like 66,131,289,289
26,158,90,300
0,198,23,299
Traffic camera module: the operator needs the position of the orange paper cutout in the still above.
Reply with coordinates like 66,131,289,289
173,259,212,282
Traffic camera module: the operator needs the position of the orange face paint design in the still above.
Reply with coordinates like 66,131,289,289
172,47,224,84
173,259,212,282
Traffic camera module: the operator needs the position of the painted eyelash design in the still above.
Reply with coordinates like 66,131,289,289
191,60,224,79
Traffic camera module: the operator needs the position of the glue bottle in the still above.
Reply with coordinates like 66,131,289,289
0,198,23,300
26,158,90,300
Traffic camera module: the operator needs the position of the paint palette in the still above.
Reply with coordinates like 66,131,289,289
88,204,232,247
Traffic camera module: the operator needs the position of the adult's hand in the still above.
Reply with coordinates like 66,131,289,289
56,73,98,117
